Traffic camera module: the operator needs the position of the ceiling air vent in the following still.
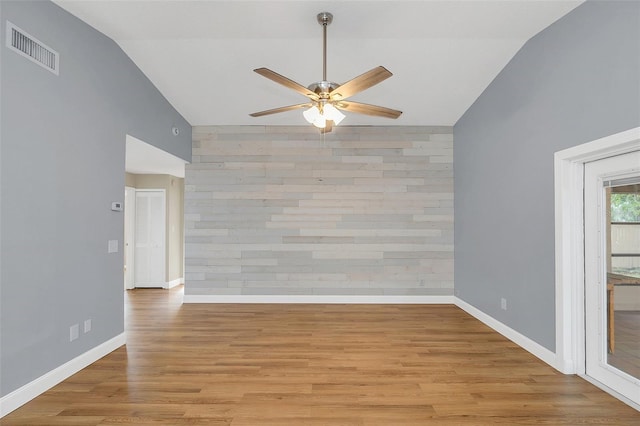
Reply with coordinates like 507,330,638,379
6,21,59,75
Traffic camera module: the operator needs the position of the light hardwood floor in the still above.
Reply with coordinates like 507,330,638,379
609,311,640,378
3,286,639,425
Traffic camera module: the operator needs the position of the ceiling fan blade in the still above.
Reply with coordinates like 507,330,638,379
249,103,311,117
330,66,393,100
254,68,319,100
320,120,334,134
336,101,402,119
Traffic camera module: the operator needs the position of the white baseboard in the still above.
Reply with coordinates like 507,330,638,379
454,298,559,371
0,333,126,418
183,294,455,304
165,277,184,289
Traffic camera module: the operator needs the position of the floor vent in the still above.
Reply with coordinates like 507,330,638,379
6,21,59,75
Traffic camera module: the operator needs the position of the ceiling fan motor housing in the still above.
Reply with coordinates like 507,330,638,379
308,81,340,99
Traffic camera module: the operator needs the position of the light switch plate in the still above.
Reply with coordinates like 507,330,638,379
108,240,118,253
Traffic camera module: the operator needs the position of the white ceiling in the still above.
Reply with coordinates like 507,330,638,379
53,0,583,128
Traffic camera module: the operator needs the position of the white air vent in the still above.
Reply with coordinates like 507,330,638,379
6,21,59,75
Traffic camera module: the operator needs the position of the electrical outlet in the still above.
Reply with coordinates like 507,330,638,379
501,298,507,310
70,324,79,342
84,319,92,333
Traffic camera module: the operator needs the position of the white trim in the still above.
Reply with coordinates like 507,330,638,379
165,277,184,289
579,374,640,412
554,126,640,376
183,294,455,304
455,298,558,369
555,128,640,162
0,333,126,418
553,153,585,374
124,186,136,291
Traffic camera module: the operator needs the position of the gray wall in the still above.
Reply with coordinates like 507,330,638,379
186,126,453,297
0,1,191,397
453,0,640,351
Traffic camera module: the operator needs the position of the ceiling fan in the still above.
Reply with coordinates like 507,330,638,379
250,12,402,133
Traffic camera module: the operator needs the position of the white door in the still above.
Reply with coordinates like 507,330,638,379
124,187,136,290
134,190,166,288
584,150,640,405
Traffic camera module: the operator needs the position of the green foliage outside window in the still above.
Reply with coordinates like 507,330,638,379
611,193,640,222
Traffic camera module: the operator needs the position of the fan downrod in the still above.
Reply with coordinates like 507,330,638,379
316,12,334,87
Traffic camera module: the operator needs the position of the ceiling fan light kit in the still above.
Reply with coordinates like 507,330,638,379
304,103,345,128
250,12,402,133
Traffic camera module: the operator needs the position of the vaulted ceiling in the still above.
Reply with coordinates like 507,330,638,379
53,0,584,127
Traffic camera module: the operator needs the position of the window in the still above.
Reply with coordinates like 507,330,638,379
610,190,640,278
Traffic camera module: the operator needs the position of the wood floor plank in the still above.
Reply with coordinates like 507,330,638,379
2,286,638,425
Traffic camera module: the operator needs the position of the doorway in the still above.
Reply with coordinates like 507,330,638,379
584,152,640,405
124,135,187,291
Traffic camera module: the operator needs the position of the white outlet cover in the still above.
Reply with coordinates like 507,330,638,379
70,324,79,341
84,319,92,333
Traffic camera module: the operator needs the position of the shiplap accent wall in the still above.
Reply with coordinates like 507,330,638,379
185,126,453,298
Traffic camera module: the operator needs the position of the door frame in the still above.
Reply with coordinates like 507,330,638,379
124,186,136,290
583,152,640,403
554,126,640,408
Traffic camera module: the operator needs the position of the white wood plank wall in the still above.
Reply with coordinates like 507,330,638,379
185,126,453,297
